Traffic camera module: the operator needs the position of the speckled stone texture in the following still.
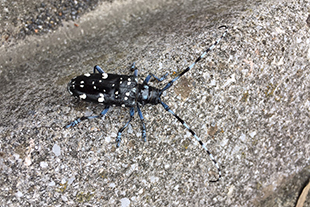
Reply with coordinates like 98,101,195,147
0,0,309,206
0,0,110,44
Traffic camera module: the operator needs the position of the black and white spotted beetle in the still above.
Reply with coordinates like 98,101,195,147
65,25,227,182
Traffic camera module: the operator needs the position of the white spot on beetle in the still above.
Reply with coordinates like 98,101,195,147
127,82,131,86
103,89,106,92
120,81,123,84
84,73,90,77
124,97,128,101
112,84,115,87
115,91,119,95
80,81,84,84
93,86,96,89
125,92,130,96
120,77,123,80
80,85,84,88
92,81,95,85
99,80,102,83
128,78,131,81
121,104,126,107
79,94,87,99
98,93,104,102
102,73,108,79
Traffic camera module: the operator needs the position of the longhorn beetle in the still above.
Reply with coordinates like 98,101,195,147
65,25,227,182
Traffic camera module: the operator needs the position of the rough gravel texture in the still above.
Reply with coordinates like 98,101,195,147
0,0,112,45
0,0,310,206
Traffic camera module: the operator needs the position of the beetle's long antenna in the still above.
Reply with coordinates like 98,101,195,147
160,99,221,182
160,25,227,94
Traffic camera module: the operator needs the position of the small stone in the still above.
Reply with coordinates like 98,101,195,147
40,161,48,168
15,191,23,198
52,144,61,156
120,198,130,207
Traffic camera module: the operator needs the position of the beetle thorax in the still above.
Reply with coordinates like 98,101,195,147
137,84,161,105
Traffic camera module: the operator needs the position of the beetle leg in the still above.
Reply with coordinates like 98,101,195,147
132,62,138,77
136,103,146,142
143,72,169,84
116,107,135,147
94,65,105,74
64,106,109,128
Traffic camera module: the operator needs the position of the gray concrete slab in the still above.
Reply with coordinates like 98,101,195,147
0,0,309,206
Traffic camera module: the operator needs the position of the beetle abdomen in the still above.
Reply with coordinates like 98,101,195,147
68,73,138,107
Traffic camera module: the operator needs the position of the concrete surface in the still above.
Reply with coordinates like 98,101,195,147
0,0,309,206
0,0,102,42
